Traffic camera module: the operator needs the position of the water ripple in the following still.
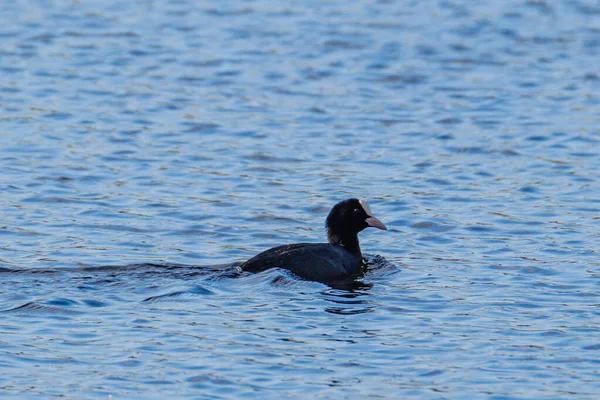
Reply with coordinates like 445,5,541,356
0,0,599,398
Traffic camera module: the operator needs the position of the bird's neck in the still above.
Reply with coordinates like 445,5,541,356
328,231,362,255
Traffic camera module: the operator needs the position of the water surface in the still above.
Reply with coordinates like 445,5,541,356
1,0,600,398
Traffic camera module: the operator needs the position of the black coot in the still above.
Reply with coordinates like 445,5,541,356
241,198,387,283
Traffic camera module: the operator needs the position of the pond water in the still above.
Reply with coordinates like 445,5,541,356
1,0,600,398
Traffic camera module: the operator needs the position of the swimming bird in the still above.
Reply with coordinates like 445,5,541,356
241,198,387,283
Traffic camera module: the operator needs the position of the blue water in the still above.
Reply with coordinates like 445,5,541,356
1,0,600,398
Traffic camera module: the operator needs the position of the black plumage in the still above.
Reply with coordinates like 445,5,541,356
241,198,387,283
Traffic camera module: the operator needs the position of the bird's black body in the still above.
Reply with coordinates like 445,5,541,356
241,243,364,282
241,198,387,283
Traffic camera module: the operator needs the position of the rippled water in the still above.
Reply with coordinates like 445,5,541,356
1,0,600,398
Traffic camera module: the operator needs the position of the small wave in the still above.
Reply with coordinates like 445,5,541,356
1,302,81,314
363,254,401,278
143,285,216,303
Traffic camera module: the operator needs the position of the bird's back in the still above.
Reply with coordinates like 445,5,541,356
241,243,363,283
